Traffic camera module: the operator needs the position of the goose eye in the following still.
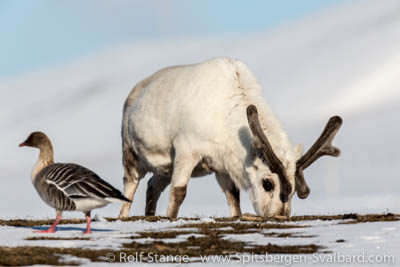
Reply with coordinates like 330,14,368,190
263,179,274,192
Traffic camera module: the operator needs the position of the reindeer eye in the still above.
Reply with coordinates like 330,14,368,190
263,179,274,192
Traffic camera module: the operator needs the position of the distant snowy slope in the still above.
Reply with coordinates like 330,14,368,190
0,0,399,219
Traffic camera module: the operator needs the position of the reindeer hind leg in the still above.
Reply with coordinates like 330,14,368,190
145,175,171,216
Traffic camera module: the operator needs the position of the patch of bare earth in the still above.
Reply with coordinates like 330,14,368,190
0,213,397,265
0,219,85,227
0,247,144,266
122,220,319,263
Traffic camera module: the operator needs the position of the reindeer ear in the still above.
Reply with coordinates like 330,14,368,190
294,144,303,159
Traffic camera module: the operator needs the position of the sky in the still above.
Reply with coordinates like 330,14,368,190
0,0,345,79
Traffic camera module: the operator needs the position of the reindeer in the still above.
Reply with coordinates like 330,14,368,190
118,57,342,219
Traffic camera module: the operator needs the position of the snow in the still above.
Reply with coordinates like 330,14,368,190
0,218,202,249
0,217,398,266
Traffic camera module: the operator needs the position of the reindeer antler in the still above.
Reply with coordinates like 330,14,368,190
247,105,292,202
295,116,342,199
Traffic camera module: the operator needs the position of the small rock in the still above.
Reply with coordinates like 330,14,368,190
93,214,107,222
273,215,288,220
343,213,358,220
240,214,263,222
201,217,215,223
154,244,170,252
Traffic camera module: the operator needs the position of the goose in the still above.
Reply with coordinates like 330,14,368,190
19,131,130,234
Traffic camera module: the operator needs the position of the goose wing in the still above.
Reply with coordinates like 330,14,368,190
38,163,129,202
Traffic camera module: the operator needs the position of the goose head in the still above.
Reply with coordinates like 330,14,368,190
19,131,52,150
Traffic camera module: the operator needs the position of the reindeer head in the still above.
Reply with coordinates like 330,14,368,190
246,105,342,218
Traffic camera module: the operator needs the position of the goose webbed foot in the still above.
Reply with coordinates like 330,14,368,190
34,228,57,233
34,213,62,233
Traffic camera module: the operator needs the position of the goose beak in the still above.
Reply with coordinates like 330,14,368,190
19,142,25,147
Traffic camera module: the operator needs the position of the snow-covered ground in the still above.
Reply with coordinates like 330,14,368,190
0,215,398,266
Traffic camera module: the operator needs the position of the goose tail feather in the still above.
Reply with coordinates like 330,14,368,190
105,195,132,203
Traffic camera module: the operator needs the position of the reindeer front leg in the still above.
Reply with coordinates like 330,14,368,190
119,146,145,218
216,173,241,217
167,152,198,218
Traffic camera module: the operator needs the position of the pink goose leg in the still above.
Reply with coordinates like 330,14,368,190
84,211,91,234
34,211,62,233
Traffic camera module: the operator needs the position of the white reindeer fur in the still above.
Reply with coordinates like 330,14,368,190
122,57,302,217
